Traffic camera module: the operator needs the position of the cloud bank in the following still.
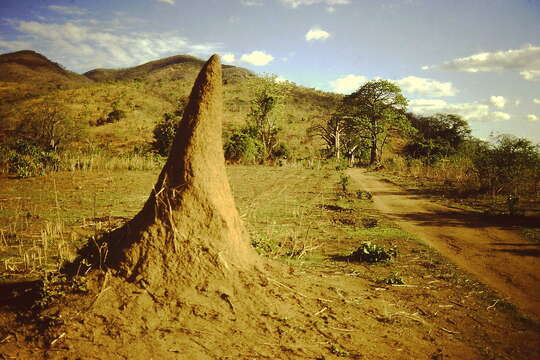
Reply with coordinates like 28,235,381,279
0,20,220,72
424,45,540,81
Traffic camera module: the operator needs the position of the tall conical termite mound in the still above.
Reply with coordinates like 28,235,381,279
74,54,261,292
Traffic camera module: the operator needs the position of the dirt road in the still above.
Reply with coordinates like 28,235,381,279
349,169,540,321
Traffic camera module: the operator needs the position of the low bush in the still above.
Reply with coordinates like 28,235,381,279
3,139,60,178
348,241,397,263
224,128,263,164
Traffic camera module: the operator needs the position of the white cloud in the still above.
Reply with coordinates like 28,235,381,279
534,98,540,104
395,76,457,97
157,0,175,5
0,39,32,50
489,95,506,109
521,70,540,81
222,53,235,64
0,20,220,72
330,74,367,94
424,45,540,77
281,0,350,8
492,111,511,121
409,99,512,123
241,0,262,6
305,28,330,41
48,5,88,15
240,50,274,66
528,114,538,122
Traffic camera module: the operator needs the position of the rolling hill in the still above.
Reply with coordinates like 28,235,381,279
0,50,340,157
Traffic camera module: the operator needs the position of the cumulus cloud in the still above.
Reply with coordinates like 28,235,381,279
528,114,538,122
395,76,457,97
534,98,540,104
423,45,540,78
492,111,511,121
240,50,274,66
0,20,220,72
305,28,330,41
48,5,88,15
489,95,506,109
221,53,236,64
281,0,350,8
410,99,511,122
157,0,175,5
521,70,540,81
330,74,367,94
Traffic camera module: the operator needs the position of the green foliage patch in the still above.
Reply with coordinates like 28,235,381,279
348,241,397,263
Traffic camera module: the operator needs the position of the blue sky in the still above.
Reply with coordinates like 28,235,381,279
1,0,539,142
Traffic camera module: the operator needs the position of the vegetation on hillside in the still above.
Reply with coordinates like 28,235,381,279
0,49,538,213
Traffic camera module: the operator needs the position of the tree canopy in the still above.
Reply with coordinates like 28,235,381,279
404,113,471,163
339,80,409,165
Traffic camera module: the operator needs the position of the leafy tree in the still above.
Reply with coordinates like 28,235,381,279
473,134,540,196
246,75,289,159
404,113,471,163
339,80,409,165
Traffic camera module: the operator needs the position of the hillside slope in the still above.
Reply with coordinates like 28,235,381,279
0,50,90,85
0,50,340,157
84,54,253,84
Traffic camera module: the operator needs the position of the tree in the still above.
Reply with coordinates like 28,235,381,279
472,134,540,196
308,113,365,164
246,75,289,159
340,80,409,165
16,99,84,151
404,113,471,163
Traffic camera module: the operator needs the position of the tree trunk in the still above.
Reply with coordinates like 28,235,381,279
369,135,378,165
72,55,260,292
335,125,341,160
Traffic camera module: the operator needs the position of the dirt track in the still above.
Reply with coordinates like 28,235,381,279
349,169,540,322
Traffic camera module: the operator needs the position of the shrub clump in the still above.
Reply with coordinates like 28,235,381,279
224,128,263,164
151,112,178,156
348,241,397,263
1,139,60,178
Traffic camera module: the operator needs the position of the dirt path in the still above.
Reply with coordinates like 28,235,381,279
348,169,540,322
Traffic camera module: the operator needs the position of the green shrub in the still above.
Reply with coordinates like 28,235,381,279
378,273,405,285
224,128,263,164
338,172,350,192
5,140,60,178
472,134,540,196
349,241,397,263
151,113,178,156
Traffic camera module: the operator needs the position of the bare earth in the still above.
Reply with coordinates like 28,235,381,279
348,169,540,322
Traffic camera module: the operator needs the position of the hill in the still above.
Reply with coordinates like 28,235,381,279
0,50,90,85
84,54,254,84
0,50,340,157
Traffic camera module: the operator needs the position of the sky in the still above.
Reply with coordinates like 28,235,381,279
1,0,540,142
